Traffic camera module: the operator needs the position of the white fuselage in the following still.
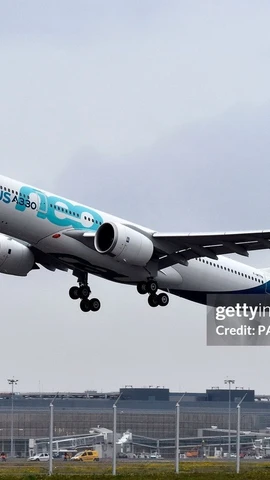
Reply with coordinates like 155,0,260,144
0,175,268,304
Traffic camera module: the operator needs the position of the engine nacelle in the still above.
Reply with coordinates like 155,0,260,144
0,235,35,276
94,222,154,266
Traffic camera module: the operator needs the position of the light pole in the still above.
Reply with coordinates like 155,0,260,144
8,378,18,458
49,393,58,476
236,393,247,474
175,393,185,474
224,378,235,458
112,393,122,476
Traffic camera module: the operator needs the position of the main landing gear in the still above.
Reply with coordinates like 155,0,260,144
137,280,169,308
69,272,101,313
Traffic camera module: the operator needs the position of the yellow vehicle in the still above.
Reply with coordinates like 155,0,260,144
71,450,99,462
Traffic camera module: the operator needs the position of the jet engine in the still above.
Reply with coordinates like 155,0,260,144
0,235,35,276
94,222,154,266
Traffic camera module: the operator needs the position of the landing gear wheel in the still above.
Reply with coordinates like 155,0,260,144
89,298,101,312
71,271,101,312
158,293,169,307
147,281,158,294
137,282,148,295
69,286,80,300
148,294,159,308
80,299,92,312
79,285,91,299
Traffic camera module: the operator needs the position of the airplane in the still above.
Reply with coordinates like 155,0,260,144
1,174,270,313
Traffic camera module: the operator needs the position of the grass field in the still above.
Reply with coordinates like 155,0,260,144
0,460,270,479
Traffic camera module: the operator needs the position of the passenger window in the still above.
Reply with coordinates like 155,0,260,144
8,188,10,192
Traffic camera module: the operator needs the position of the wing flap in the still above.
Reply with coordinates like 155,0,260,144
153,230,270,267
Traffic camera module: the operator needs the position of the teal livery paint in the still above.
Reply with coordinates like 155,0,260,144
6,185,104,231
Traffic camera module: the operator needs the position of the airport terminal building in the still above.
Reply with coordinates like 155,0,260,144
1,386,270,457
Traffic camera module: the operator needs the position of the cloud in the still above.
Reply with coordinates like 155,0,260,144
57,102,270,234
52,101,270,393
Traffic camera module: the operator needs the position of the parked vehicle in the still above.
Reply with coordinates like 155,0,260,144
117,452,128,458
150,452,162,459
70,450,99,462
28,453,50,462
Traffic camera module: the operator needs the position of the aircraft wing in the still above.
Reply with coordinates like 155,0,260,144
153,230,270,269
61,227,270,269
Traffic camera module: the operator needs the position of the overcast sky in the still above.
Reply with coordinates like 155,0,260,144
1,1,270,395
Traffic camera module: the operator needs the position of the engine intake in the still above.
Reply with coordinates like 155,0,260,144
94,222,154,266
0,235,35,276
